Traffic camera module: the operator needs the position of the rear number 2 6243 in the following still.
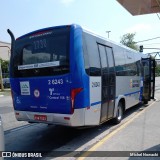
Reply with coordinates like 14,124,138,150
48,79,63,85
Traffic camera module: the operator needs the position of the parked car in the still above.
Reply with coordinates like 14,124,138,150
0,78,10,89
0,115,4,152
3,78,10,88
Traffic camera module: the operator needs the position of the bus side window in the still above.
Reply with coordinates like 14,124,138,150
125,51,137,76
83,32,101,76
114,47,126,76
82,33,90,75
136,60,142,76
143,61,150,78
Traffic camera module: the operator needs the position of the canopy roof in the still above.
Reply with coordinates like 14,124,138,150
117,0,160,15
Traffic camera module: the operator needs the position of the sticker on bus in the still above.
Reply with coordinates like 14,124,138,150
18,61,60,70
20,81,30,95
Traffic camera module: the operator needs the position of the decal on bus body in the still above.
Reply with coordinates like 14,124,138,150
20,81,30,95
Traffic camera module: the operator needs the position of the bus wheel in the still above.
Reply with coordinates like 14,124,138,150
113,102,123,124
143,100,148,104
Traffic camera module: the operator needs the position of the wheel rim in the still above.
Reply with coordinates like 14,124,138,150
117,105,122,121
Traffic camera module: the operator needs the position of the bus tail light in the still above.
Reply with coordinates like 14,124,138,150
64,117,70,120
71,88,83,114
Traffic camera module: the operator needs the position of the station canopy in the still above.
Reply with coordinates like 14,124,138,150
117,0,160,15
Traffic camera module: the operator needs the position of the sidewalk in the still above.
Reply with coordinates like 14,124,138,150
0,89,11,97
78,99,160,160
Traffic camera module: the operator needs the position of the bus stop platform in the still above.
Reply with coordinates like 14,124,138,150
78,98,160,160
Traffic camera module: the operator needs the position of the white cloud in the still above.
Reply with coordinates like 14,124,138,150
125,24,151,33
61,0,75,6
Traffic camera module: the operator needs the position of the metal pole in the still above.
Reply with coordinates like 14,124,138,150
106,31,111,38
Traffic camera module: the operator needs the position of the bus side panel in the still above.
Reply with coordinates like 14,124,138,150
116,76,140,109
70,25,90,110
82,31,101,125
85,77,101,125
114,46,141,110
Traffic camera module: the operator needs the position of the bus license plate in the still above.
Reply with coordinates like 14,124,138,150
34,115,47,121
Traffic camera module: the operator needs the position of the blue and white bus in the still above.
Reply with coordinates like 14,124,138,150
8,24,155,127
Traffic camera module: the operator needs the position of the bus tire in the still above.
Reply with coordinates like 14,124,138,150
113,102,123,124
144,100,148,104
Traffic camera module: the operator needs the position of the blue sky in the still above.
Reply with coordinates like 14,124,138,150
0,0,160,54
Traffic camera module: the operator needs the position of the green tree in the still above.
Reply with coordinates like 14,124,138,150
0,58,9,77
155,64,160,77
120,33,139,51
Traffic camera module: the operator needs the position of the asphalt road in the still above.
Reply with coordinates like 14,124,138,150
0,96,27,131
0,77,160,160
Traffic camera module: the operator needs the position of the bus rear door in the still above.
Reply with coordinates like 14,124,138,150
141,57,155,103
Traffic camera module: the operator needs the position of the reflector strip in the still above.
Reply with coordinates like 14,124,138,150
91,101,101,106
64,117,70,120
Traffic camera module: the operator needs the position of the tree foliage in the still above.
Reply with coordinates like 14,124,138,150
0,58,9,76
120,33,139,51
155,64,160,77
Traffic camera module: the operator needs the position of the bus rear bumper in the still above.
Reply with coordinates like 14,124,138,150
14,109,85,127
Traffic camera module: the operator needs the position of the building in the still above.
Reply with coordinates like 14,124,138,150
117,0,160,59
156,59,160,65
117,0,160,15
0,41,11,61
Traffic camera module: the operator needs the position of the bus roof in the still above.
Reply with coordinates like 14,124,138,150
81,26,141,54
16,23,145,56
16,24,72,40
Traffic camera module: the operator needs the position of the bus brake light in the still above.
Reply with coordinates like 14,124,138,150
71,88,83,114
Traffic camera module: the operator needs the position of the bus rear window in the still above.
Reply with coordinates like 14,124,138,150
12,27,70,77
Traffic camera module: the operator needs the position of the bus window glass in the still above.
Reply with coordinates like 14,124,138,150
12,28,70,77
136,60,142,76
114,47,126,76
143,61,150,78
82,33,90,75
99,45,108,70
23,47,51,65
105,47,114,72
125,51,137,76
83,33,101,76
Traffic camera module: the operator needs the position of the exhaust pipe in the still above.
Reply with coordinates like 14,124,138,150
7,29,15,79
7,29,15,56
